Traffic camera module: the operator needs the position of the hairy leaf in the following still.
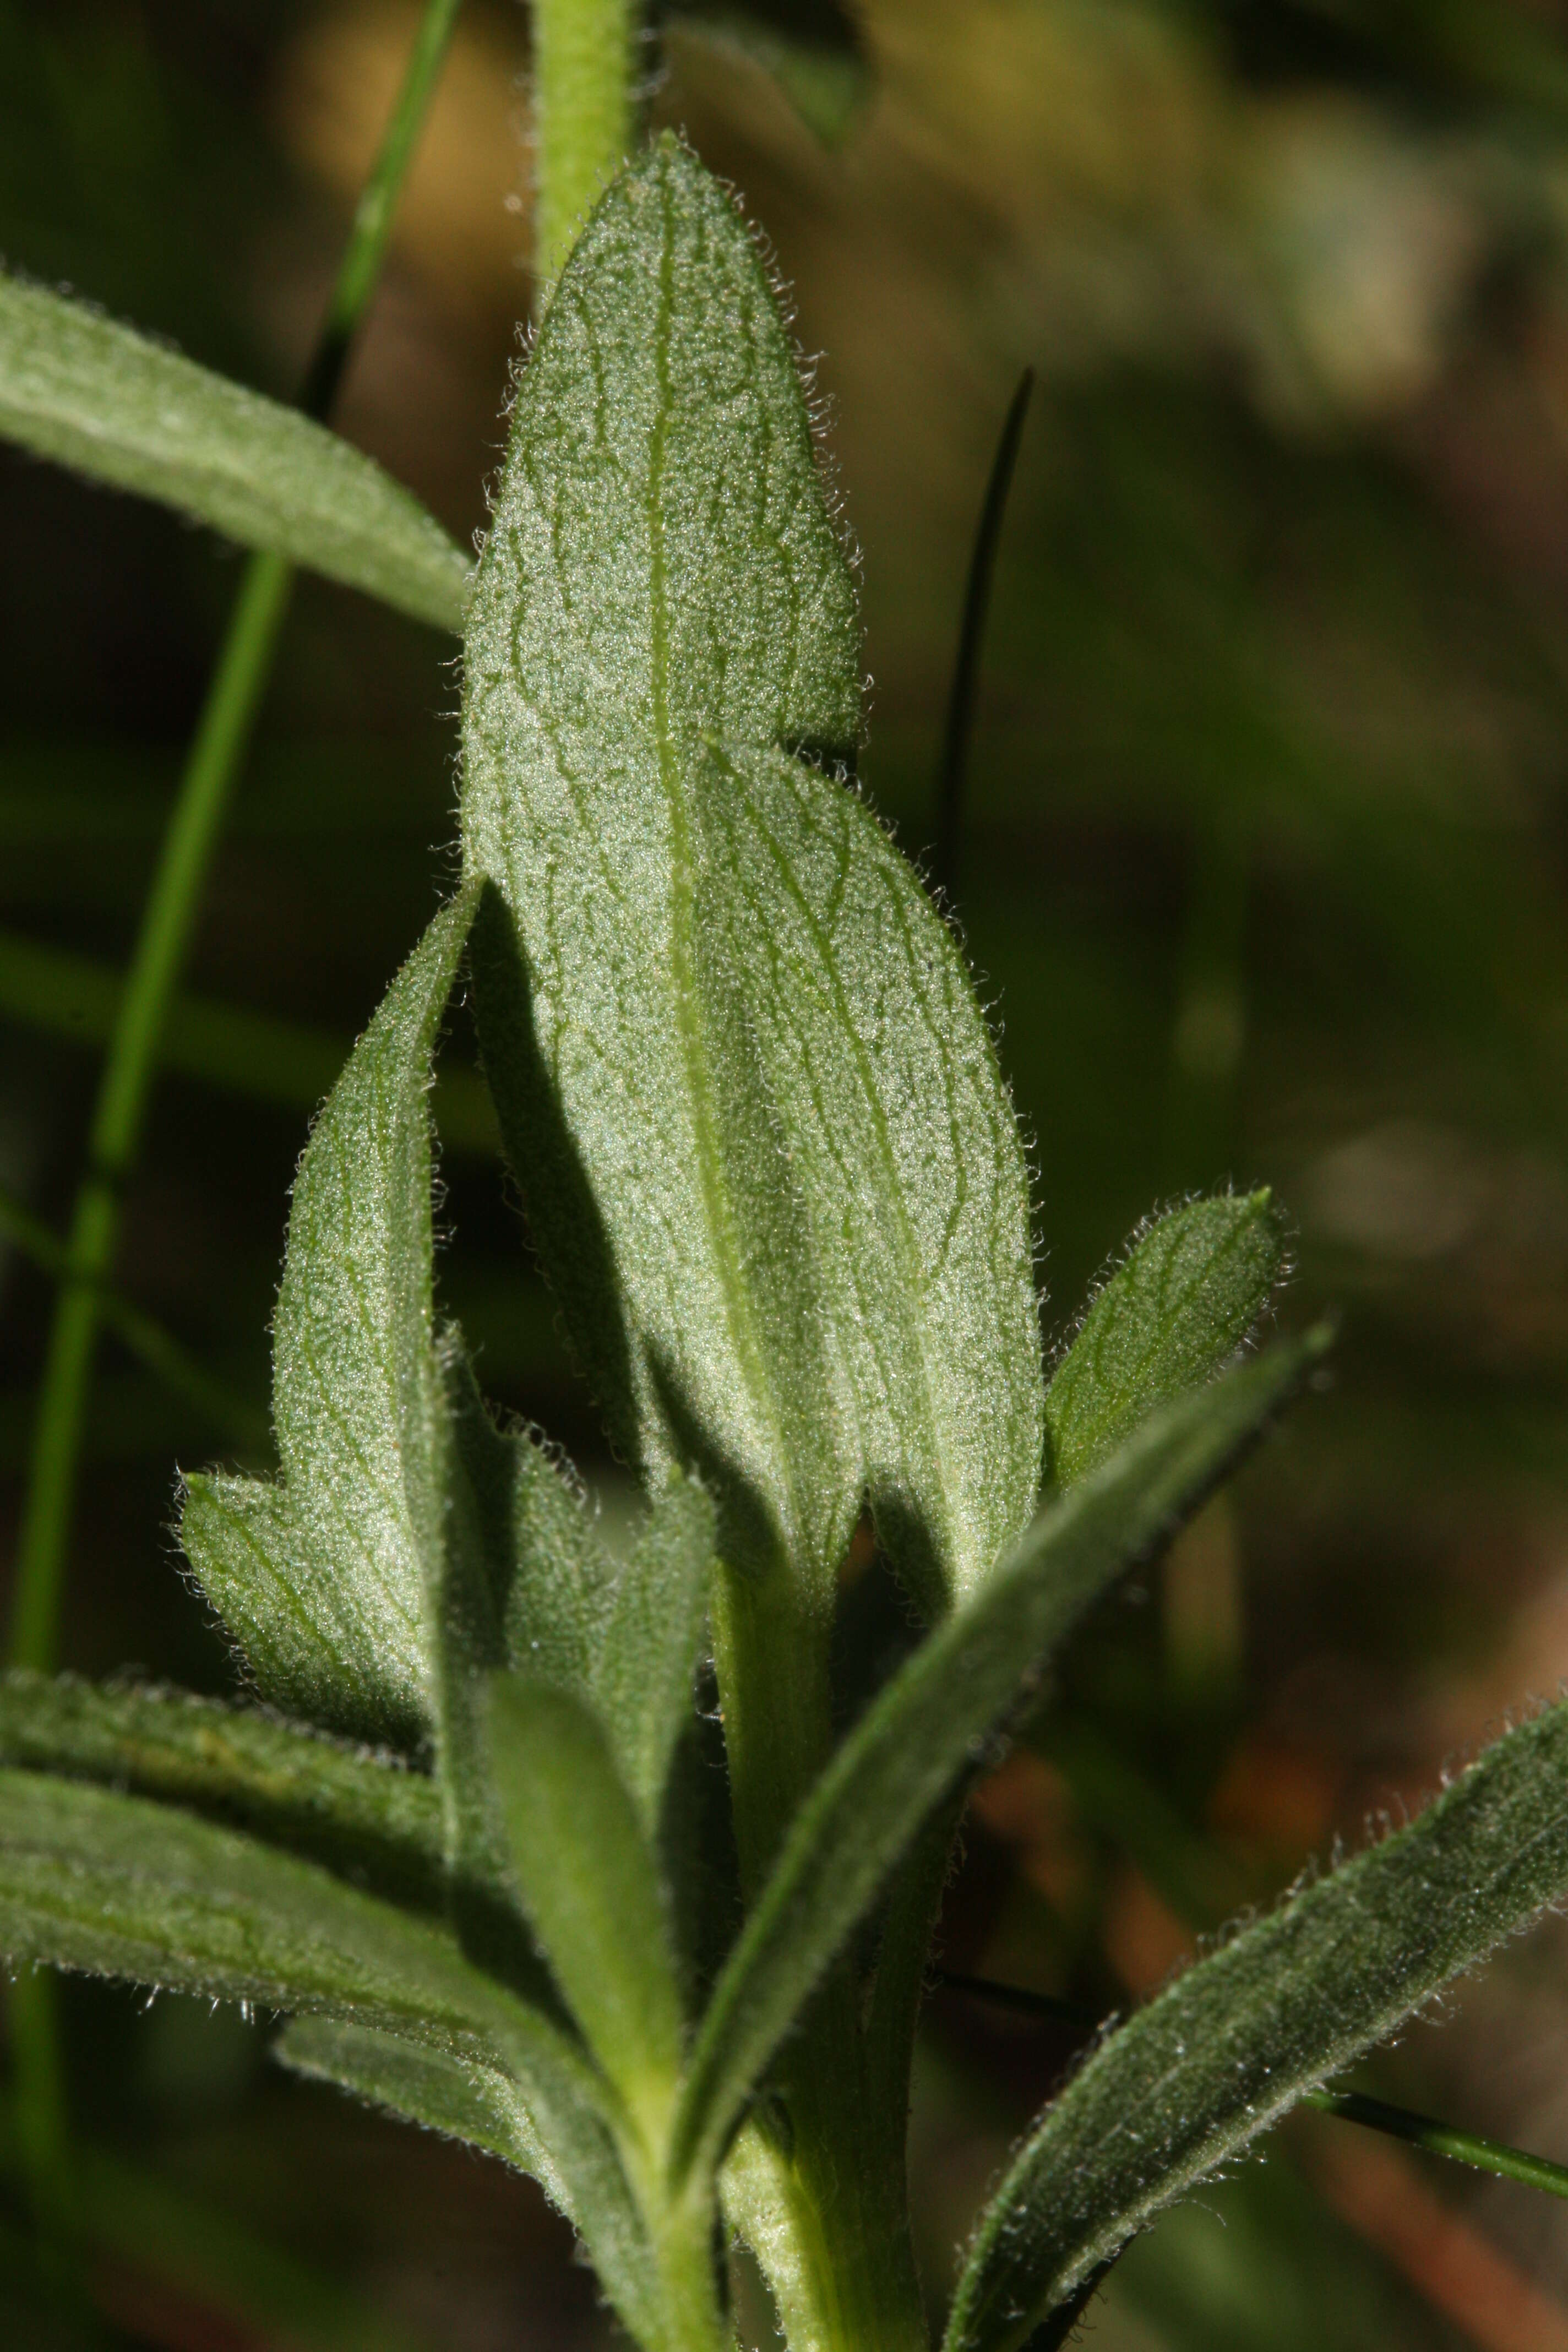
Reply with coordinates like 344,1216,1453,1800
182,894,473,1744
488,1675,685,2145
462,138,1042,1607
0,1670,443,1905
277,2015,559,2203
0,275,471,629
671,1332,1325,2184
0,1770,661,2338
1047,1191,1284,1489
944,1698,1568,2352
590,1472,714,1841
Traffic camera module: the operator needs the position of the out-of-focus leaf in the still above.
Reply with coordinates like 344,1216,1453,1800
488,1675,684,2147
1046,1192,1285,1488
0,1671,443,1905
0,925,498,1149
943,1698,1568,2352
181,895,473,1744
0,274,471,628
464,139,1042,1610
670,1333,1325,2184
664,9,870,146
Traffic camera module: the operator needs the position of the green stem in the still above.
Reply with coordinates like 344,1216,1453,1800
1302,2089,1568,2203
4,0,465,2242
532,0,638,292
8,548,292,1676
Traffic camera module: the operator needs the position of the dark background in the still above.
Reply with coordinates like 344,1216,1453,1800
7,2,1568,2343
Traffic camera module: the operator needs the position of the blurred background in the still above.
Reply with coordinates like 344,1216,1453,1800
8,0,1568,2343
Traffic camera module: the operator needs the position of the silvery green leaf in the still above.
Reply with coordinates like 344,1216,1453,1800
182,893,473,1745
944,1697,1568,2352
0,1669,444,1907
671,1332,1325,2186
0,1768,661,2343
0,274,471,629
1047,1191,1286,1489
463,139,1042,1607
487,1675,685,2148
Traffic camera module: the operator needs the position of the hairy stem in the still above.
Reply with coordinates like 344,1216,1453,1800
5,0,465,2234
532,0,638,292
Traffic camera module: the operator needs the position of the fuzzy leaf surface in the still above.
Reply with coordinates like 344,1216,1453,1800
0,275,471,629
945,1698,1568,2352
182,895,472,1744
0,1770,661,2335
489,1675,685,2140
462,138,1041,1605
277,2016,560,2204
671,1332,1325,2183
1046,1191,1284,1488
0,1670,443,1905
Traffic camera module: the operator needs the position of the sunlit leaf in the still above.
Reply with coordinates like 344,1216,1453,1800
671,1333,1325,2184
943,1696,1568,2352
1046,1191,1285,1488
181,893,474,1744
463,139,1042,1609
0,274,471,628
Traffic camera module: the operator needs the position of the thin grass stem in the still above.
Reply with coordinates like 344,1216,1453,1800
932,368,1033,905
937,1971,1568,2205
0,1187,266,1451
4,0,466,2236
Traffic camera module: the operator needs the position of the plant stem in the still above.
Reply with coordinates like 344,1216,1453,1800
1302,2089,1568,2203
4,0,465,2239
532,0,637,292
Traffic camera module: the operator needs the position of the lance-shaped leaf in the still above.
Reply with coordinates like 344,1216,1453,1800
944,1697,1568,2352
0,1670,444,1906
0,1769,663,2344
462,137,1042,1608
488,1675,686,2149
182,892,474,1745
0,275,471,630
277,2016,562,2211
669,1331,1326,2185
1046,1191,1286,1489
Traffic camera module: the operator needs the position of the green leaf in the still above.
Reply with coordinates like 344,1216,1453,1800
488,1675,685,2148
590,1472,714,1842
0,1768,663,2344
277,2015,560,2204
0,1670,444,1907
669,1332,1326,2185
181,893,474,1744
463,139,1042,1607
943,1697,1568,2352
1046,1191,1286,1489
663,10,871,146
0,274,471,630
